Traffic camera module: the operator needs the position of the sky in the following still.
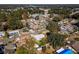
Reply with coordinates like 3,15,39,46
0,0,79,4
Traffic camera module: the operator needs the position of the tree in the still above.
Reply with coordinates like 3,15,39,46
0,12,7,22
12,9,23,20
27,8,44,14
0,23,3,31
46,32,65,49
48,8,71,18
53,17,61,22
16,46,29,54
46,21,59,33
16,34,36,54
7,14,23,30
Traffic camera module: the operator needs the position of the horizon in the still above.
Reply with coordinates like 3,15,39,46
0,4,79,9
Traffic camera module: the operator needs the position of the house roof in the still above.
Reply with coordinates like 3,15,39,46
0,32,5,37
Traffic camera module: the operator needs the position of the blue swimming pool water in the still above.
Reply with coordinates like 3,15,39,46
58,49,74,54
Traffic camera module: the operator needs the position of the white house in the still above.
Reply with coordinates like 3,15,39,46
31,34,45,40
8,30,20,39
0,32,5,37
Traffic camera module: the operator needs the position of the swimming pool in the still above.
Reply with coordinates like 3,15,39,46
58,49,74,54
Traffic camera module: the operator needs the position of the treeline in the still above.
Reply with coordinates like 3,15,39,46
0,8,44,31
0,7,75,31
48,8,72,18
0,9,25,31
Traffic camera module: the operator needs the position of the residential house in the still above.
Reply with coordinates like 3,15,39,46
8,30,20,39
0,32,5,37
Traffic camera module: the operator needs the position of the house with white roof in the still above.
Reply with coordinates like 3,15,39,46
0,32,5,37
31,34,45,40
8,30,20,39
